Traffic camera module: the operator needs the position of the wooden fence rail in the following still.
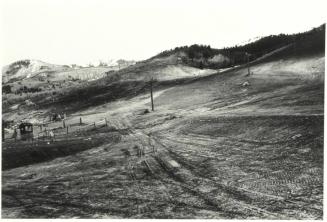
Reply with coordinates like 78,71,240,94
4,117,110,144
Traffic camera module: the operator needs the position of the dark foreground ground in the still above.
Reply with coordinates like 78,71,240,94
2,115,323,219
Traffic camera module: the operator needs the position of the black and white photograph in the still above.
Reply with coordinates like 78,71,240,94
0,0,326,219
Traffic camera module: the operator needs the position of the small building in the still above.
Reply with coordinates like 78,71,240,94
19,122,34,140
51,113,62,122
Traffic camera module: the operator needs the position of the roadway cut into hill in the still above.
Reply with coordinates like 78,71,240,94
2,51,324,219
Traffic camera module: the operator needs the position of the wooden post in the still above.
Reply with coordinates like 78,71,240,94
150,77,154,111
66,126,69,134
247,53,250,76
80,117,82,125
14,129,17,142
63,120,66,128
2,120,4,142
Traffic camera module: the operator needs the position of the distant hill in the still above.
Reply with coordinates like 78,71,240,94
103,24,325,83
151,24,325,69
2,59,135,85
2,59,69,83
1,59,120,107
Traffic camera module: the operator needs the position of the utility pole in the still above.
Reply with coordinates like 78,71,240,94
247,53,250,76
2,120,4,142
150,77,154,111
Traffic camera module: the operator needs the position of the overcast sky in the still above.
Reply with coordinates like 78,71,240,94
1,0,326,66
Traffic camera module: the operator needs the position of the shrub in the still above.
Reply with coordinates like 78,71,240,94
2,85,12,94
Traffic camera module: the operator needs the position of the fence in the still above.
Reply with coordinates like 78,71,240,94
3,117,110,144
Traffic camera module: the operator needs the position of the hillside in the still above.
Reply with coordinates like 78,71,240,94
105,54,217,81
151,24,325,69
2,50,324,219
2,24,325,123
2,60,68,83
1,24,325,219
1,60,120,115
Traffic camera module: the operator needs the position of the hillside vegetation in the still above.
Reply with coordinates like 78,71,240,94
151,24,325,69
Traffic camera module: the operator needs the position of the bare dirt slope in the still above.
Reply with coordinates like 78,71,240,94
2,54,324,219
109,53,217,81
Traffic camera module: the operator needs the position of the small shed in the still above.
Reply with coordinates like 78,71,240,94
51,113,62,122
19,122,34,140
